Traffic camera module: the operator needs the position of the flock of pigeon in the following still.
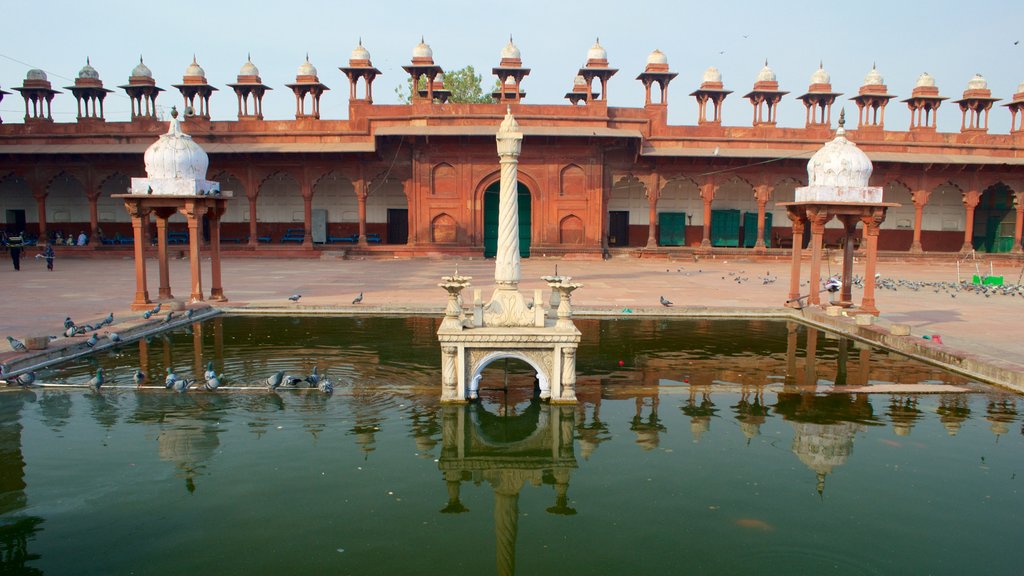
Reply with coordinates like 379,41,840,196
289,292,363,305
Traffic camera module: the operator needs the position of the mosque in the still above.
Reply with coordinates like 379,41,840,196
1,38,1023,258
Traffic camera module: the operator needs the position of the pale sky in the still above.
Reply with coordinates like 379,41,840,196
2,0,1022,133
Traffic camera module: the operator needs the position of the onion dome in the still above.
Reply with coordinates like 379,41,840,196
78,58,99,80
1017,80,1024,94
863,65,884,86
351,40,371,63
585,38,608,66
239,56,259,77
915,72,935,88
572,74,587,89
26,69,47,81
297,56,317,77
131,57,152,78
501,37,521,61
810,63,830,85
143,107,210,181
805,112,873,188
702,66,722,84
966,73,987,90
646,49,668,66
756,61,776,83
432,72,445,89
412,37,433,60
504,76,516,87
184,57,205,78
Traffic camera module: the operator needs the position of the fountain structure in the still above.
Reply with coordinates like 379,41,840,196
115,107,231,309
437,108,581,403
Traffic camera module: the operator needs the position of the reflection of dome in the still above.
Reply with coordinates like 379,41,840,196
791,421,859,494
297,57,317,77
587,39,607,62
351,41,370,62
132,57,152,78
184,57,204,78
966,73,987,90
144,110,211,181
915,72,935,88
501,38,521,60
863,65,883,86
413,38,433,60
756,62,776,82
806,118,873,188
810,64,829,85
26,69,47,81
646,49,668,66
702,66,722,83
78,59,99,80
239,57,259,77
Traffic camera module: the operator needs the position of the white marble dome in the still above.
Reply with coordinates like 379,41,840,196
131,58,152,78
501,38,520,60
297,57,317,77
413,39,433,60
647,49,668,66
504,76,516,86
702,66,722,83
184,58,205,78
143,111,210,182
239,58,259,77
26,69,47,81
863,66,883,86
915,72,935,88
1017,80,1024,94
966,73,987,90
573,74,586,87
806,123,873,188
351,42,370,62
810,65,829,85
78,60,99,80
756,62,776,82
587,40,607,61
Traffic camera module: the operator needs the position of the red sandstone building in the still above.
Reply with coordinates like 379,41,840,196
1,39,1023,258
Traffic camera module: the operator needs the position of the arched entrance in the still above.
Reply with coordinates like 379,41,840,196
483,181,530,258
973,183,1016,253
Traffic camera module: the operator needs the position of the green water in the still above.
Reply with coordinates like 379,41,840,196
0,317,1021,575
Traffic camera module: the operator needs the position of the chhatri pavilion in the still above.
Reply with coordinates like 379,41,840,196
1,38,1023,261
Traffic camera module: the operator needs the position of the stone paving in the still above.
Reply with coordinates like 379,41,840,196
2,252,1023,384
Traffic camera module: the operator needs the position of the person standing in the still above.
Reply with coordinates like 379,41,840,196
8,231,23,271
42,241,55,271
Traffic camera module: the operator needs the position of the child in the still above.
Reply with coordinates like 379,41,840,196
42,241,54,271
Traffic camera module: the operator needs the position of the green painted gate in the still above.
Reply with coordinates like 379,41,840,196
742,211,772,248
483,182,531,258
711,209,741,247
658,212,686,246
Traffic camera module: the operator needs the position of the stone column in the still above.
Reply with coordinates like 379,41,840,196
860,210,883,315
126,202,151,310
33,191,47,241
301,179,313,248
960,190,980,254
209,202,226,301
786,209,805,305
247,193,258,247
154,212,173,300
838,214,859,305
356,178,368,246
441,346,458,401
699,181,714,249
646,186,658,248
754,184,770,252
910,189,929,253
1013,191,1023,254
560,347,578,403
184,203,204,303
87,190,100,243
494,108,524,288
807,209,829,306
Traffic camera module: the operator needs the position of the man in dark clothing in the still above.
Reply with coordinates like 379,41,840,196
8,231,23,271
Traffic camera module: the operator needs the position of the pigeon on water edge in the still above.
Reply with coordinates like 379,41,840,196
165,367,178,388
64,317,75,330
305,366,320,387
162,311,175,325
659,296,673,307
285,375,303,387
16,372,36,387
204,373,223,391
352,292,363,305
133,369,146,387
288,294,302,302
87,368,104,391
186,309,195,320
85,334,99,348
318,376,334,395
266,370,285,391
204,361,216,381
102,313,114,326
142,310,153,320
6,336,27,352
108,332,122,344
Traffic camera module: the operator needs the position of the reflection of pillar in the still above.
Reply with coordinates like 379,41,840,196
961,190,979,253
494,489,519,576
786,210,805,304
154,212,172,300
860,210,882,315
785,321,799,387
212,316,224,361
184,204,204,303
192,320,204,380
804,326,819,387
910,189,929,253
807,210,829,306
126,203,151,309
440,472,469,513
835,336,848,386
857,344,871,386
138,337,150,380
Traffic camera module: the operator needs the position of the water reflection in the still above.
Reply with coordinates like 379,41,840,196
439,403,576,576
0,391,43,574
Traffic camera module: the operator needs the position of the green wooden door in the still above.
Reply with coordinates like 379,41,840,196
658,212,686,246
711,209,741,247
483,182,531,258
743,212,773,247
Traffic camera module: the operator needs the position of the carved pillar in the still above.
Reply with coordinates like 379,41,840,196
838,214,859,305
807,209,830,306
495,109,524,288
561,347,578,402
301,178,313,248
209,201,226,301
1013,191,1023,254
247,193,258,247
754,184,770,251
126,202,151,310
183,203,204,303
645,181,658,248
860,210,883,315
786,209,805,305
910,189,929,254
33,191,47,240
154,212,173,299
441,346,458,401
961,190,980,253
699,179,715,249
356,178,369,247
87,190,100,243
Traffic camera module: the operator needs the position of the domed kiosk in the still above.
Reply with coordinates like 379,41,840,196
117,107,231,309
778,110,899,314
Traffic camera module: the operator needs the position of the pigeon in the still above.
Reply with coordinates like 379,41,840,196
352,292,363,305
64,326,80,338
101,313,114,326
204,361,216,381
659,296,673,307
824,277,842,293
85,334,99,348
171,378,194,393
64,317,75,330
142,310,153,320
87,368,104,390
108,332,122,344
265,370,285,390
165,367,178,388
133,369,146,386
16,371,36,387
204,373,223,391
318,376,334,395
288,294,302,302
152,303,162,314
285,375,303,387
162,311,175,324
305,366,320,387
6,336,27,352
186,308,195,320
